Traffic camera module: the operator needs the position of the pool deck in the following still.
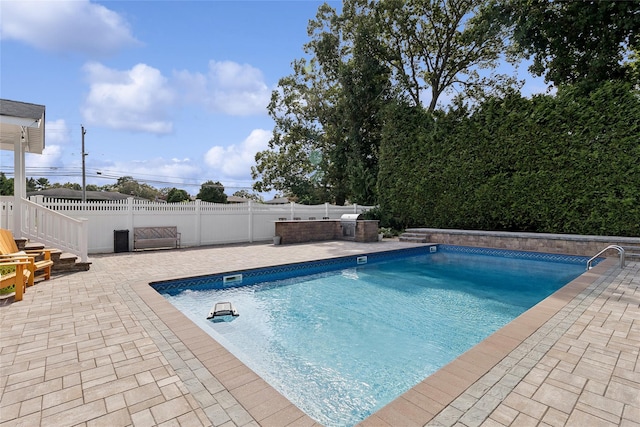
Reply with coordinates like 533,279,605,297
0,240,638,427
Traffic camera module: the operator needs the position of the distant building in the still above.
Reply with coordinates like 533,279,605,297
264,197,290,204
227,195,251,204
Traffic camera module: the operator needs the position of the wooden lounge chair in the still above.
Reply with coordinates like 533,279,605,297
0,229,53,283
0,253,37,287
0,259,32,301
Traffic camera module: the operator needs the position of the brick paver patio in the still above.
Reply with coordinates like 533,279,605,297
1,241,638,426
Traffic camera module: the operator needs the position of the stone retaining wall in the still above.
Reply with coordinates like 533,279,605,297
275,220,379,244
408,228,640,257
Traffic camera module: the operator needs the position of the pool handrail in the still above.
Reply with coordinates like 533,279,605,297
587,245,625,270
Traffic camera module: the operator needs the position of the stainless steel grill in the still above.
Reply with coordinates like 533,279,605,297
340,213,362,238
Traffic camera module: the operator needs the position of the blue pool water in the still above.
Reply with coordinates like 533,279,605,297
156,246,590,427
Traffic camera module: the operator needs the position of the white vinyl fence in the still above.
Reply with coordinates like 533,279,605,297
1,196,372,254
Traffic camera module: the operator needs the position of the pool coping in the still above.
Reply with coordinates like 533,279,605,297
131,245,618,426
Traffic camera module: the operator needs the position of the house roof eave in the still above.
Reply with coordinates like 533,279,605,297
0,99,46,154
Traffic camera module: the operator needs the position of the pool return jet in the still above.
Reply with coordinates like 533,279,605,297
207,302,239,319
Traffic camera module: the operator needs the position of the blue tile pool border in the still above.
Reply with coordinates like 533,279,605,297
438,244,597,265
150,244,600,294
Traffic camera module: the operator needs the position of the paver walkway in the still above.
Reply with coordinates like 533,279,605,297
0,241,637,426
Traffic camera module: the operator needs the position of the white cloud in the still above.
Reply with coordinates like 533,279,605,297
82,62,175,133
130,158,200,184
89,157,201,188
204,129,270,179
25,119,71,175
26,145,63,169
80,59,273,134
174,60,271,116
0,0,140,56
46,119,71,145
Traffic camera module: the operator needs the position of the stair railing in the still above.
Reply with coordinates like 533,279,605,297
17,197,89,262
587,245,625,270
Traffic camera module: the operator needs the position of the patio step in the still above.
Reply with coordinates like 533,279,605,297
399,231,429,243
53,253,92,273
622,245,640,260
23,242,92,273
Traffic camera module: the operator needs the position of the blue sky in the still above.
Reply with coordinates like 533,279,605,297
1,0,547,199
1,0,337,197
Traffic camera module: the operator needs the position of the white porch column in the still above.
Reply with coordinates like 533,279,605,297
12,134,26,234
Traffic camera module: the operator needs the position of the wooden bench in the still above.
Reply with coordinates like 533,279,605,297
133,226,180,250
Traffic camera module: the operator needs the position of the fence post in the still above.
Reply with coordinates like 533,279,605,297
195,199,202,246
248,200,253,243
127,197,134,249
290,202,294,220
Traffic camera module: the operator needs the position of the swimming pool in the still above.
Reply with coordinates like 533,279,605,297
153,245,593,426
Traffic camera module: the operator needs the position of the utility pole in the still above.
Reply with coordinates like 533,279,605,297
81,125,87,203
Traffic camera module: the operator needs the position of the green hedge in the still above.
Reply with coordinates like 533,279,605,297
378,81,640,236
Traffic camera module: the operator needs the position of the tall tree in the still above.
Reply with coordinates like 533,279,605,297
0,173,13,196
252,2,391,205
26,178,37,193
251,17,341,202
334,11,391,204
115,176,138,196
253,0,516,203
232,190,263,202
166,187,190,203
114,176,160,200
34,177,50,191
630,47,640,88
196,180,227,203
371,0,515,111
503,0,640,90
51,182,81,190
251,69,333,205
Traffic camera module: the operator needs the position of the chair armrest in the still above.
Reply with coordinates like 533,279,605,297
0,254,35,268
0,259,31,267
0,258,32,276
0,253,31,260
0,253,33,262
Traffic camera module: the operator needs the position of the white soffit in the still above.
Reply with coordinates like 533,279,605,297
0,99,46,154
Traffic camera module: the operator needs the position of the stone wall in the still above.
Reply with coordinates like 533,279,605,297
275,220,379,244
355,221,380,243
275,220,340,244
408,228,640,257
